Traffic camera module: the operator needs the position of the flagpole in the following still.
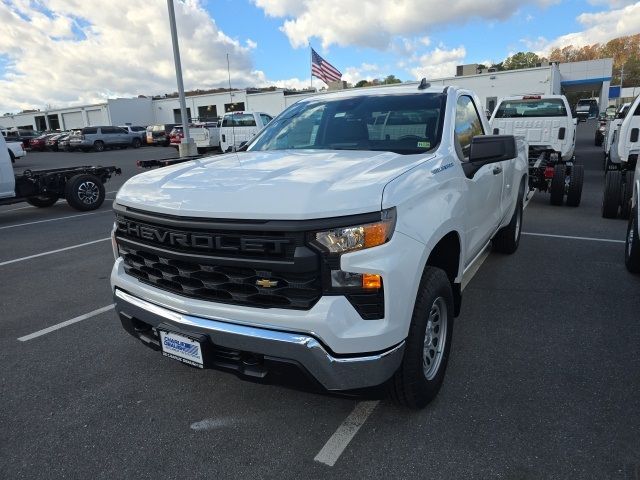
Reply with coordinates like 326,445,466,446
309,43,313,90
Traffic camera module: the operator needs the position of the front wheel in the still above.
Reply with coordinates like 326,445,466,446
64,174,105,211
388,267,454,409
625,207,640,273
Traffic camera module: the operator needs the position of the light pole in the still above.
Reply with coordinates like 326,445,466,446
167,0,197,157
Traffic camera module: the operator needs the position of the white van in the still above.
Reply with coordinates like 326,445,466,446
219,111,272,152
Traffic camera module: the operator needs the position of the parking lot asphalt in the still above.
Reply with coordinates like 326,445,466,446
1,127,639,479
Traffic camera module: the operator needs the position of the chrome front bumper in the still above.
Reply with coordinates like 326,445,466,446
114,289,404,391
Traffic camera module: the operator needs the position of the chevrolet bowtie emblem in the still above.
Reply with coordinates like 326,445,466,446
256,279,278,288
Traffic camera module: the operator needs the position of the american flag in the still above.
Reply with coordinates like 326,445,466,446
311,48,342,85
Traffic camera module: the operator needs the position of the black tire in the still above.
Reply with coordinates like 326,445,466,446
493,188,523,254
93,141,104,152
388,267,454,409
625,206,640,273
566,165,584,207
64,174,105,211
8,149,15,164
620,173,634,220
26,195,58,208
132,138,141,149
549,164,565,206
602,170,622,218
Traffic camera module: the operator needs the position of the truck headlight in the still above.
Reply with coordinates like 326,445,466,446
314,208,396,254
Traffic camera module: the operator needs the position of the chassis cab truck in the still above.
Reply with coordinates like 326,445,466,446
0,135,120,210
490,95,583,206
110,83,527,408
604,96,640,220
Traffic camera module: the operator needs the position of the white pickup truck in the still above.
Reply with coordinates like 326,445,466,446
110,83,528,408
490,95,583,206
604,96,639,220
1,130,27,163
190,122,221,153
219,111,272,152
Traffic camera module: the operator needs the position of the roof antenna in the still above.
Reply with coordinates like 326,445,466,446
418,78,430,90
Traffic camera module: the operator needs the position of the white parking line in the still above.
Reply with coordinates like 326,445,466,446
18,305,114,342
0,210,110,230
314,401,379,466
521,232,625,244
0,237,110,267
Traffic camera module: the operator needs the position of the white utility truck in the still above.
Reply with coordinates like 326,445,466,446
190,122,221,153
219,111,272,152
490,95,583,206
603,96,639,220
0,134,120,210
604,102,631,171
110,82,528,408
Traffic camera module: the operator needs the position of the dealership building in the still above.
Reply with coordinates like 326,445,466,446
0,58,617,131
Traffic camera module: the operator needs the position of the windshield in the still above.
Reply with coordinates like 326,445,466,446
494,98,568,118
247,92,446,155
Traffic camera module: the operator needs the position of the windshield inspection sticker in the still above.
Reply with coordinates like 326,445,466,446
431,162,454,175
417,141,431,148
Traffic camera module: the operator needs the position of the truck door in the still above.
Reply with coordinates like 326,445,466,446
456,95,503,263
0,136,16,198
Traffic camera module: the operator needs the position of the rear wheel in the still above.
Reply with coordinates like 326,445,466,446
625,206,640,273
549,164,565,206
132,138,141,149
602,170,622,218
493,191,523,254
620,173,634,220
566,165,584,207
388,267,454,409
93,141,104,152
64,174,105,211
26,195,58,208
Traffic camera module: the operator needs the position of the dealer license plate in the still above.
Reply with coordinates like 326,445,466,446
159,331,204,368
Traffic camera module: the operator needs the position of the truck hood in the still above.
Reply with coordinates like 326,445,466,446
116,149,432,219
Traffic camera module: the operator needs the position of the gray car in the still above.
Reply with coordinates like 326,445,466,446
69,126,142,152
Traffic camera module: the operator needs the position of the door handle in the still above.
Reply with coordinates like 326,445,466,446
493,166,503,175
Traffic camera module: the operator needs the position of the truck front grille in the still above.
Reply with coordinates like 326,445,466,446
120,245,322,310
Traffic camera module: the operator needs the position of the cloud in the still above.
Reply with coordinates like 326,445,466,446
409,45,466,79
252,0,555,49
530,2,640,54
0,0,261,113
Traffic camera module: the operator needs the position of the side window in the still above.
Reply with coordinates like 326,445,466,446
222,116,232,127
455,96,484,160
260,114,273,125
82,127,97,135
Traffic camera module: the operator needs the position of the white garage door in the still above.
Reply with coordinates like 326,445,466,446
62,111,84,129
87,109,104,126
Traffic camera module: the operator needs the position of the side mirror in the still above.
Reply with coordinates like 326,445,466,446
469,135,516,163
463,135,516,178
631,128,639,143
239,141,247,148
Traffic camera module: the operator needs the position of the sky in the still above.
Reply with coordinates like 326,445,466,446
0,0,639,114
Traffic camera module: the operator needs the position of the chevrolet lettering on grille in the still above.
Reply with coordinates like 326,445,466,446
117,218,291,254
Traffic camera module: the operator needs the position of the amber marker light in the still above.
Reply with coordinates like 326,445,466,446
362,274,382,289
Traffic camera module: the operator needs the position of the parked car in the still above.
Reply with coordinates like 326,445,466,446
58,131,79,152
29,133,57,152
575,98,599,122
6,139,26,163
2,128,40,150
118,125,147,143
69,126,142,152
146,124,178,146
169,126,184,149
46,132,69,151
